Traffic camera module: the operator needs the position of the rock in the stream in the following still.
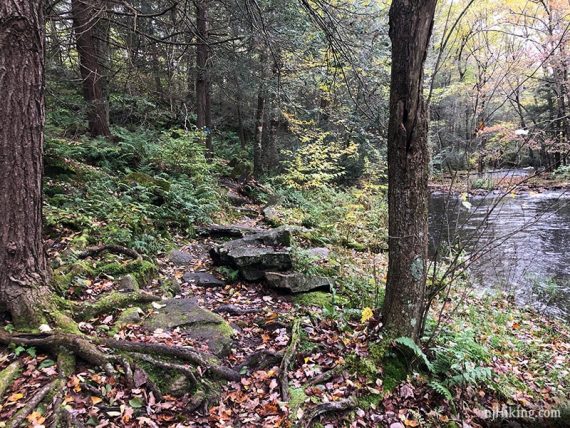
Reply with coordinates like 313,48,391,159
143,299,234,356
167,249,194,266
210,227,293,281
197,224,261,238
183,271,225,288
265,272,333,294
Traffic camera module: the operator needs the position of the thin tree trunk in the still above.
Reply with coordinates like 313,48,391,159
253,89,266,177
71,0,111,138
382,0,438,342
0,0,52,327
195,0,213,156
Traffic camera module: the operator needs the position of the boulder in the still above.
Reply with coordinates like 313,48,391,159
265,272,332,294
143,299,234,356
168,250,194,266
183,272,225,288
227,190,250,206
210,227,293,281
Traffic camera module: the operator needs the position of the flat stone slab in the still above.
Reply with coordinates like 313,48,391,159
143,298,233,356
210,227,294,281
167,250,194,266
183,272,225,288
265,272,332,294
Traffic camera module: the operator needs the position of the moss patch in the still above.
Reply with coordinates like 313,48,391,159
382,355,408,392
288,387,307,420
293,292,333,310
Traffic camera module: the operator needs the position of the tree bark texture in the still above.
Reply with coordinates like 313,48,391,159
382,0,437,341
0,0,52,327
195,0,213,155
71,0,112,138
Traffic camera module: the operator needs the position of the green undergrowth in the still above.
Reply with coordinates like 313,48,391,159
44,127,227,256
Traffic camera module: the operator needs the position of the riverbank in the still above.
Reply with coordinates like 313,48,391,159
430,170,570,196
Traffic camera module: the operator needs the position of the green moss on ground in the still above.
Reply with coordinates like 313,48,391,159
288,387,307,420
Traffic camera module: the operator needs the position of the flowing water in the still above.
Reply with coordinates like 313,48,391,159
429,175,570,319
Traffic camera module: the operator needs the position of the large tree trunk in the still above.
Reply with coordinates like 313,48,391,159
382,0,437,342
195,0,213,156
71,0,112,138
0,0,52,327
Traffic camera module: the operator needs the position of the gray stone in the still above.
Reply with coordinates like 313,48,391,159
264,272,332,294
183,271,225,288
168,250,194,266
263,206,281,226
116,307,143,327
306,247,330,261
117,275,139,292
210,227,293,281
143,299,234,356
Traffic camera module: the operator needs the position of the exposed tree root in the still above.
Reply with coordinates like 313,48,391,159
78,244,142,261
0,361,20,401
120,356,164,401
75,290,160,320
300,396,358,428
237,349,284,373
98,337,241,381
280,318,301,401
307,365,344,386
7,379,62,428
134,353,198,387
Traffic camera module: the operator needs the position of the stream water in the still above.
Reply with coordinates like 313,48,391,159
429,175,570,319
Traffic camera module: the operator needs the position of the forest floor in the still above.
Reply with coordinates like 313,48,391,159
1,184,570,427
0,151,570,428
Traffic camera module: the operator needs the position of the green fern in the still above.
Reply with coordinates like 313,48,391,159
429,380,453,401
394,337,434,372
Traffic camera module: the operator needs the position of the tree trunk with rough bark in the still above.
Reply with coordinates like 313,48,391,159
195,0,213,156
71,0,111,138
0,0,52,328
382,0,437,342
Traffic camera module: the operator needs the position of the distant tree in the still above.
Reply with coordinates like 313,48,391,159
382,0,438,341
71,0,112,138
0,0,52,326
195,0,213,155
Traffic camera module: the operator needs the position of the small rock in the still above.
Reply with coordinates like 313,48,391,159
390,423,405,428
197,224,261,238
117,275,139,292
183,272,225,288
116,307,143,327
263,206,281,225
306,247,330,261
168,250,194,266
265,272,332,294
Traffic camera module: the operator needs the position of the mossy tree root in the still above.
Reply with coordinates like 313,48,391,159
0,332,240,382
75,290,160,320
300,396,357,428
280,318,301,401
7,379,63,428
0,361,21,401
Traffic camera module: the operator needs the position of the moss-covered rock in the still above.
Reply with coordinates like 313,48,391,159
116,307,143,327
95,259,157,286
293,292,333,310
143,299,234,356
